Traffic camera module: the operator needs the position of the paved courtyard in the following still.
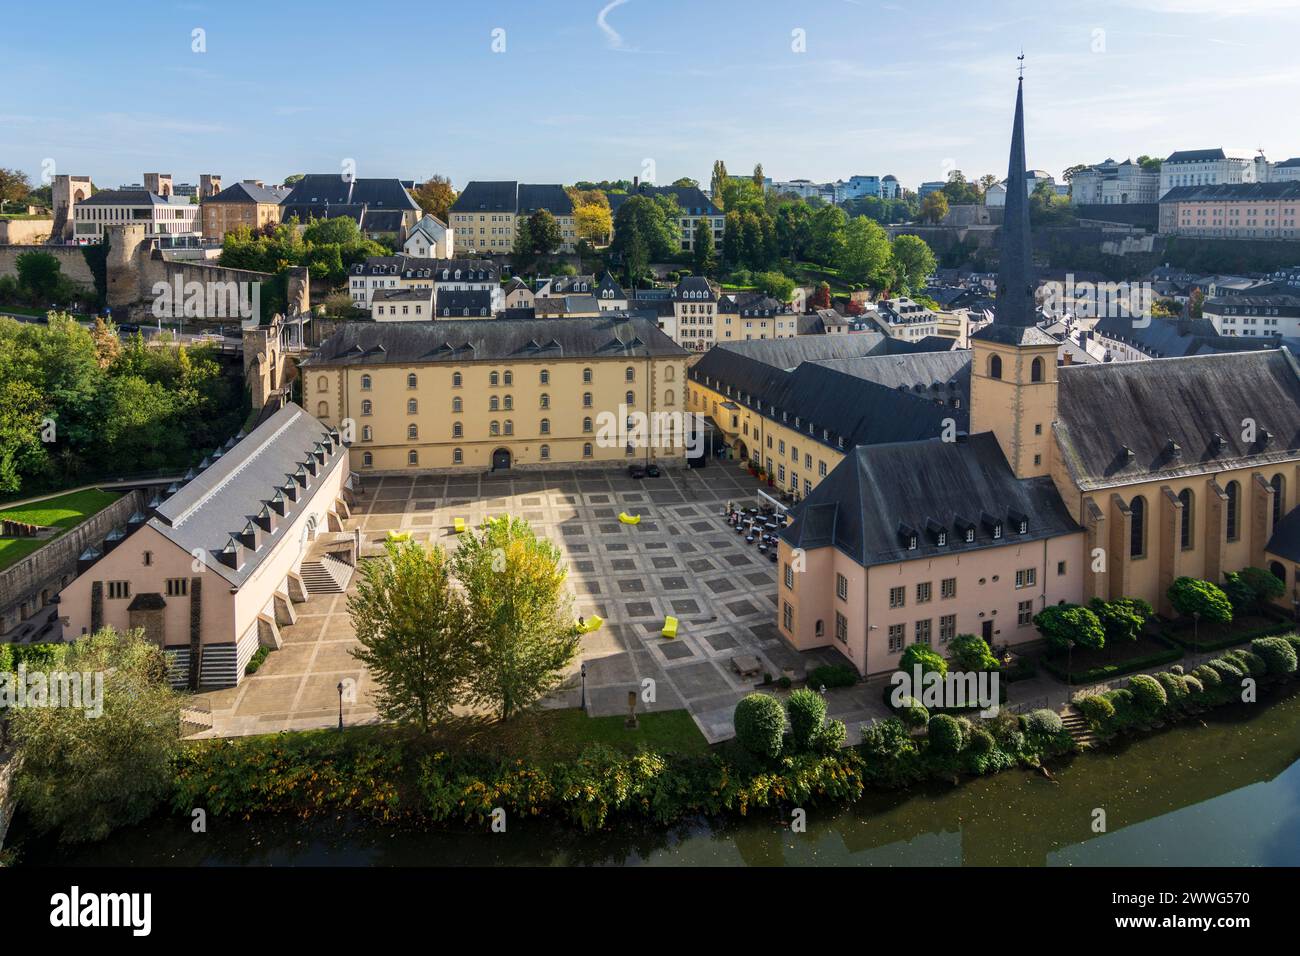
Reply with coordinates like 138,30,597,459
201,464,845,741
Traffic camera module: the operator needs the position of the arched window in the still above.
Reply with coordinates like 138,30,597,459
540,369,550,385
666,365,675,381
407,424,418,440
503,394,513,410
362,452,373,467
317,401,329,417
406,373,417,389
1130,495,1146,558
503,370,513,386
490,371,499,387
625,367,635,382
540,444,550,460
361,425,372,441
583,392,593,407
489,396,500,411
625,390,635,407
582,367,593,383
989,354,1002,379
583,417,593,433
360,374,372,390
540,393,550,409
583,442,593,458
317,376,328,392
361,400,373,416
452,422,463,438
504,420,514,436
1225,480,1241,541
665,389,675,405
453,447,463,464
452,371,462,387
408,450,419,465
1272,474,1285,529
1179,488,1194,551
452,396,462,413
407,398,418,414
1031,357,1044,383
540,418,551,434
490,421,500,436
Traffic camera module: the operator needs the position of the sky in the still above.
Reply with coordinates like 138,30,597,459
4,0,1300,193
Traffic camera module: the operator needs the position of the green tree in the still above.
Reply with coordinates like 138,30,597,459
512,216,536,271
785,688,826,752
0,377,49,492
348,540,472,732
752,163,764,189
609,195,680,266
920,191,949,224
806,204,848,266
452,517,580,721
889,234,937,294
899,643,948,678
836,215,891,286
692,213,717,276
527,208,562,263
733,693,784,760
1222,567,1284,615
753,270,795,302
1167,576,1233,625
948,633,1000,672
710,160,729,209
15,250,63,301
0,167,31,213
1033,603,1105,653
412,174,458,220
1088,597,1153,644
9,628,182,843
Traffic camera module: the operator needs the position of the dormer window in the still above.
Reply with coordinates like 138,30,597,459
993,523,1003,539
937,531,947,546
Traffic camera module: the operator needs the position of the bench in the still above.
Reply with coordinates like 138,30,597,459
661,616,679,638
731,654,763,678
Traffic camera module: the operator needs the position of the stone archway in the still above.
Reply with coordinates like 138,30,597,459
491,447,512,471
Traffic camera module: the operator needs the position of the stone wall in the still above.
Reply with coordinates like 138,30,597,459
0,219,54,244
0,243,96,288
0,489,145,633
0,751,16,851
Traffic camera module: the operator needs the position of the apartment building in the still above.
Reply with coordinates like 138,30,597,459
1158,182,1300,239
200,180,286,241
449,181,577,255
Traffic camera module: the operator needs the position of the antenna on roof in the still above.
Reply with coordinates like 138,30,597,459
1017,51,1025,80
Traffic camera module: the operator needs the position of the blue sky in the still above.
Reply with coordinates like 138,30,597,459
5,0,1300,192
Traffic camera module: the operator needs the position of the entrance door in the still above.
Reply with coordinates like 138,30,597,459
981,620,994,643
491,448,512,471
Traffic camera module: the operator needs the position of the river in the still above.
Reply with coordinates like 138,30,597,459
11,688,1300,866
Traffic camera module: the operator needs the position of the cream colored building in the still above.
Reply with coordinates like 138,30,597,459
449,181,577,255
200,180,285,241
303,317,691,473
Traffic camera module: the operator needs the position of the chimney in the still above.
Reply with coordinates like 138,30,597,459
1062,350,1072,366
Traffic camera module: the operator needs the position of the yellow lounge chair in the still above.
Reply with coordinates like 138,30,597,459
618,512,641,525
661,616,678,638
578,615,604,633
453,517,466,534
386,530,411,543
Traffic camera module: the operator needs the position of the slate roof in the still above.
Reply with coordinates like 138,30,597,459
304,316,687,367
149,404,347,587
813,351,971,398
517,184,573,217
450,181,518,213
1266,505,1300,562
279,175,419,211
205,181,286,205
78,189,176,206
1160,182,1300,202
595,272,625,298
1090,314,1286,359
1165,148,1231,163
607,184,721,217
780,433,1080,568
1054,349,1300,490
436,289,494,316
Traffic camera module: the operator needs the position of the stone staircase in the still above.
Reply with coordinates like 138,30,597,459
299,553,354,595
1061,706,1099,748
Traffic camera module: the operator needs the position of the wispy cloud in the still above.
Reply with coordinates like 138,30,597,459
597,0,631,51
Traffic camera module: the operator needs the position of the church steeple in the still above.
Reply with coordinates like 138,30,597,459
996,65,1037,328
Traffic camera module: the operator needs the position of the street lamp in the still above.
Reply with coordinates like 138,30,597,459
580,662,587,713
337,681,344,731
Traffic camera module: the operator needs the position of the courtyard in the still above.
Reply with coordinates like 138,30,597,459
200,463,848,741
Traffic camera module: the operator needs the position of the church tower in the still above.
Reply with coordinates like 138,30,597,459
969,65,1059,480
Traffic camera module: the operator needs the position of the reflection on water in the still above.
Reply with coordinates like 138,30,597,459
13,689,1300,867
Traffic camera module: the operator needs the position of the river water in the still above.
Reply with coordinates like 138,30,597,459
12,688,1300,866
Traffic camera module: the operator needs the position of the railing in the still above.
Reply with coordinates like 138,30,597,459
1008,694,1049,715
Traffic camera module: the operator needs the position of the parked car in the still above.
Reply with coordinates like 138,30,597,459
645,464,661,477
628,463,647,479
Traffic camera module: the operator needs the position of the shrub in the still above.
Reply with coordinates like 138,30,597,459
859,717,915,761
786,688,827,752
1224,648,1267,678
968,727,995,754
948,633,1000,672
733,694,785,761
807,664,857,689
927,713,963,755
1251,636,1298,676
1089,597,1154,645
1155,671,1187,705
899,644,948,678
1034,603,1105,653
1182,675,1204,696
1169,664,1185,675
1192,663,1222,689
897,696,930,729
1286,634,1300,657
1076,694,1115,726
1127,674,1168,715
1223,566,1285,614
1208,658,1244,682
814,719,847,752
1021,708,1064,737
1167,577,1233,625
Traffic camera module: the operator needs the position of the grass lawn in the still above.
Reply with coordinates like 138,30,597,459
431,708,710,763
1046,632,1184,683
1164,613,1294,651
0,488,121,570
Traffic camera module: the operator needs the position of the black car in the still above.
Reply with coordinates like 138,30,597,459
628,463,647,479
117,323,140,335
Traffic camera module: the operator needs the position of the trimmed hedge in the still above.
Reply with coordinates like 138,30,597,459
1041,632,1184,684
807,664,858,689
733,694,786,760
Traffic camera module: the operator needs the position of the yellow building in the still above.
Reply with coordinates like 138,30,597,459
449,181,577,255
303,317,691,473
200,181,285,241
